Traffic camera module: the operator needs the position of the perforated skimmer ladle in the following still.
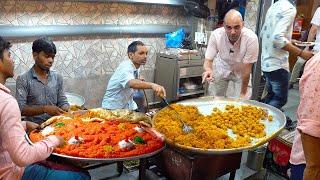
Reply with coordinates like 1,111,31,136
161,97,193,133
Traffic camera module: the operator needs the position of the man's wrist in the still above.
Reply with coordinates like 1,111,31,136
203,68,212,73
149,83,156,89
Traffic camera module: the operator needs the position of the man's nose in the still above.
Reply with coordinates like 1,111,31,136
231,28,236,34
48,57,54,63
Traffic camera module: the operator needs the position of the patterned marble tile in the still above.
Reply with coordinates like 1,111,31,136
1,1,188,26
0,0,260,107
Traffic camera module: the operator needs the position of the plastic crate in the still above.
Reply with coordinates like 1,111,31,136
263,137,292,179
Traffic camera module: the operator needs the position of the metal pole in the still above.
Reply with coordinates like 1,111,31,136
1,24,190,39
251,0,270,101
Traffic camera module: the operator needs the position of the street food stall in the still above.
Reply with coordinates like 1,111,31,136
26,96,286,179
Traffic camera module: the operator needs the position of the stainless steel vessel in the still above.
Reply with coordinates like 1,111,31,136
153,96,286,155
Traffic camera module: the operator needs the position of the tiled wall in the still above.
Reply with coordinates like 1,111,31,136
1,0,189,107
1,0,259,108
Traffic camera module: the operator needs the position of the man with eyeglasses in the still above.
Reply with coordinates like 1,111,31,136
202,9,259,98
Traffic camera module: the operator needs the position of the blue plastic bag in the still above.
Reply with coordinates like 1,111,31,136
165,28,185,48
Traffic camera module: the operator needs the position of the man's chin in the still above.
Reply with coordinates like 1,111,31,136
232,37,240,41
40,66,51,71
8,73,14,79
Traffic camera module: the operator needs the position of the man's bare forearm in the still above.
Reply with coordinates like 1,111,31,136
241,64,253,95
203,58,213,71
21,106,45,116
129,79,154,89
282,43,313,60
307,25,318,42
241,73,250,95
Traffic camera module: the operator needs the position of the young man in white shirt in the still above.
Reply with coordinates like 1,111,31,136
260,0,313,109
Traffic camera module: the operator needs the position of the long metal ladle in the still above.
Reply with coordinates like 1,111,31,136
161,97,193,133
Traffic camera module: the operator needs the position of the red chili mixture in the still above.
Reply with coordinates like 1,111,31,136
29,115,164,158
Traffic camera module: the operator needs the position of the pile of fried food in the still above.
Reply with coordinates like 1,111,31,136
154,104,273,149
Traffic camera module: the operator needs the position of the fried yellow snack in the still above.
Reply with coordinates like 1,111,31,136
154,104,272,149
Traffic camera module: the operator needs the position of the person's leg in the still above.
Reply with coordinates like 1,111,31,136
45,169,90,180
290,164,306,180
262,72,274,104
260,79,268,101
133,89,147,113
22,164,90,180
229,74,242,98
301,133,320,180
263,69,289,109
290,57,306,85
22,164,49,180
211,75,229,97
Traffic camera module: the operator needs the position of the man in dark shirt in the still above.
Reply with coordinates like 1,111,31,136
16,37,69,124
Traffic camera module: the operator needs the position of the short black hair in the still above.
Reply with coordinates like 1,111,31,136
127,41,145,55
32,37,57,55
0,36,12,60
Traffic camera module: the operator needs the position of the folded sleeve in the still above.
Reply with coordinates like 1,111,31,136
243,35,259,64
311,8,320,26
271,8,296,49
15,75,28,112
205,33,218,60
119,69,135,89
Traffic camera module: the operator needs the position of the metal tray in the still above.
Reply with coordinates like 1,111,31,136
26,125,165,163
54,146,165,163
153,96,286,155
26,134,164,163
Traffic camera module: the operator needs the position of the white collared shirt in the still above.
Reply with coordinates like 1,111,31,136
205,27,259,78
102,60,139,110
311,7,320,52
260,0,296,72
